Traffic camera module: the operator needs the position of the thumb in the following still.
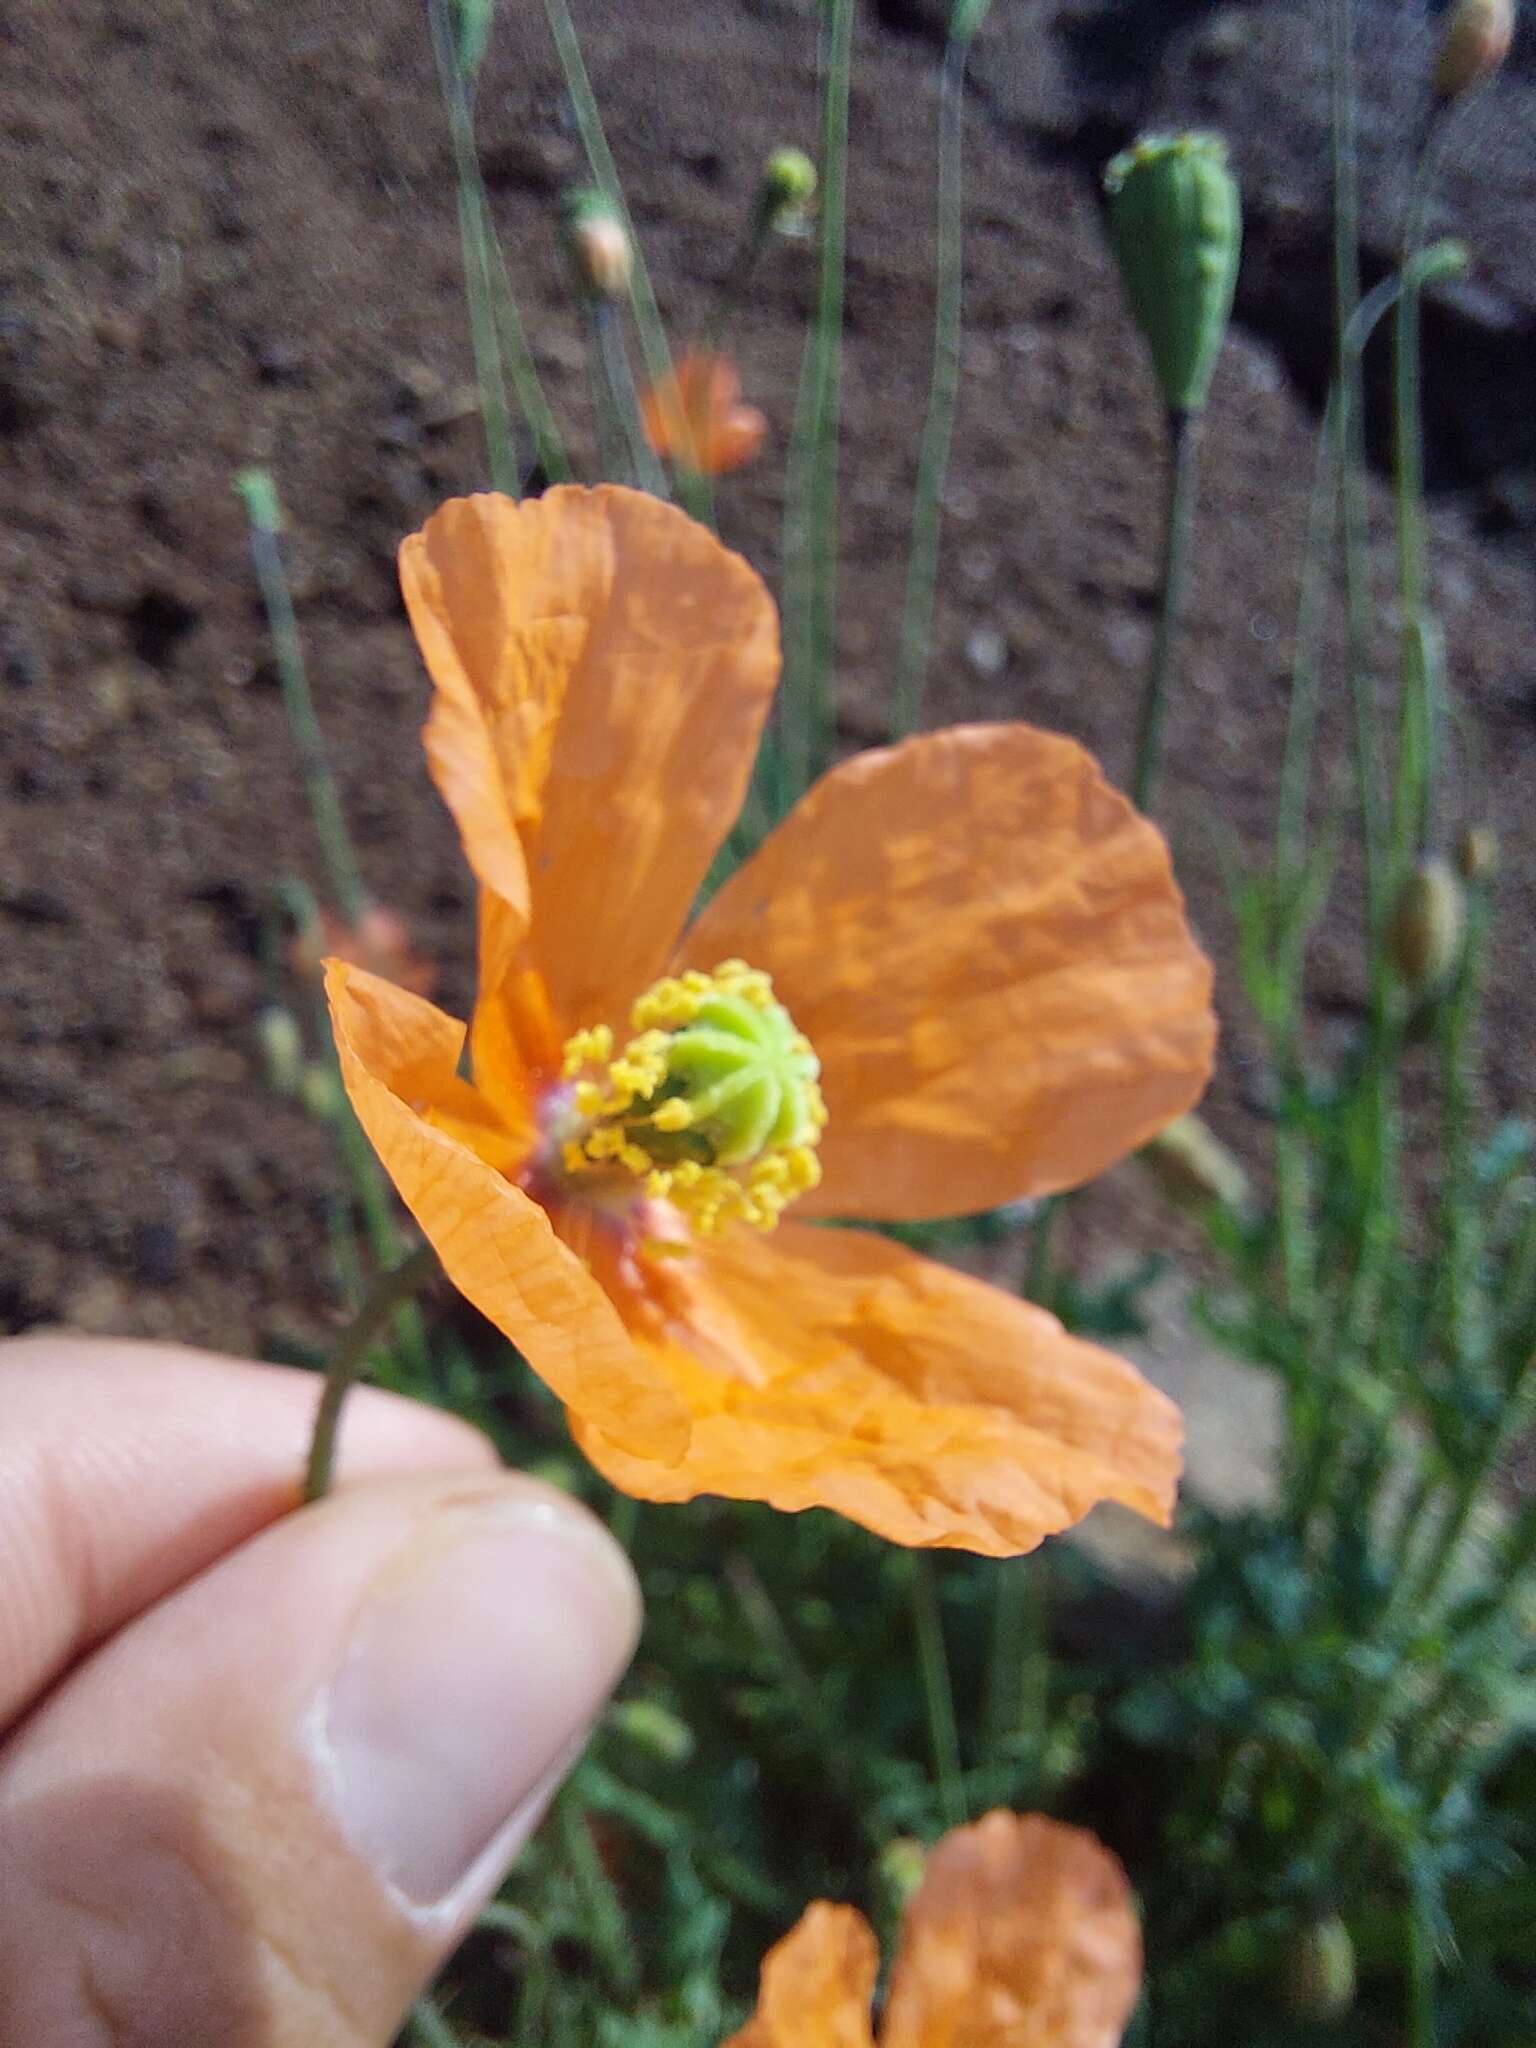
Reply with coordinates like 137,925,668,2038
0,1469,640,2047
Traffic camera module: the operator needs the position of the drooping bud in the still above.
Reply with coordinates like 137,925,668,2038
1143,1113,1253,1217
1433,0,1514,104
1103,133,1242,416
608,1699,696,1765
450,0,496,84
563,187,632,301
949,0,995,42
1282,1914,1357,2020
1388,857,1465,992
760,146,818,234
878,1837,929,1911
1455,823,1498,883
256,1005,305,1098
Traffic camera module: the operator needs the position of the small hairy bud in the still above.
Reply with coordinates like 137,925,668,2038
256,1005,305,1098
1434,0,1515,104
1282,1914,1357,2020
563,188,632,300
1389,857,1465,992
608,1699,695,1764
761,146,817,231
1143,1113,1252,1216
1103,133,1242,416
1455,823,1498,883
878,1837,929,1910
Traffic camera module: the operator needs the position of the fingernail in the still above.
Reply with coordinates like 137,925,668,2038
316,1494,640,1907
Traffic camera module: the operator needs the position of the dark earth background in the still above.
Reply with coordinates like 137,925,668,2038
2,0,1532,1355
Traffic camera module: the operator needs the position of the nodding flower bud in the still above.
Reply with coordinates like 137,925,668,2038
563,188,632,300
1455,823,1498,883
760,146,817,233
450,0,496,83
1388,857,1465,992
256,1005,305,1099
878,1837,929,1911
1282,1915,1357,2020
1433,0,1514,104
608,1699,695,1765
1143,1113,1253,1217
1104,133,1242,416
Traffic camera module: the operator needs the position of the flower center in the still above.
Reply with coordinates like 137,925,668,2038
557,960,826,1234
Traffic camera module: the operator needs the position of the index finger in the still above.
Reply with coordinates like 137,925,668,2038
0,1334,498,1733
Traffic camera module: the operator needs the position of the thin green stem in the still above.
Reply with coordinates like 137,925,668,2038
409,1996,461,2048
557,1786,640,1996
982,1561,1048,1768
589,296,667,493
889,29,972,741
704,197,775,353
303,1242,440,1503
1275,391,1340,875
235,472,368,926
541,0,707,519
781,0,855,801
428,0,520,495
910,1557,965,1829
1131,410,1202,815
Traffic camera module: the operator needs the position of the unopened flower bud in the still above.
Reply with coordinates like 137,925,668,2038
1389,857,1465,991
1104,133,1242,416
1455,824,1498,883
451,0,496,83
761,146,817,232
608,1699,695,1764
1434,0,1514,104
1282,1914,1357,2020
878,1837,929,1909
1144,1113,1252,1216
563,188,632,300
257,1005,305,1097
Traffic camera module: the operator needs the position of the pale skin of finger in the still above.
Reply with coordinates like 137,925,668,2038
0,1334,498,1727
0,1465,642,2047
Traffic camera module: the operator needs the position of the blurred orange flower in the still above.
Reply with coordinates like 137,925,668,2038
725,1811,1143,2048
325,485,1216,1554
294,902,435,999
640,350,767,475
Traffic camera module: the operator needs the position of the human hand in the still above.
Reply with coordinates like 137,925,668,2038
0,1334,641,2046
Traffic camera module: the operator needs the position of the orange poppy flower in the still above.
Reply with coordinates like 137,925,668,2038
640,349,767,475
724,1810,1143,2048
325,485,1216,1555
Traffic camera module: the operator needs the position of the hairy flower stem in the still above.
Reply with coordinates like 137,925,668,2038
587,297,665,493
1131,409,1202,816
303,1242,440,1503
542,0,707,521
889,27,973,742
782,0,854,802
427,0,519,496
235,472,369,928
911,1557,965,1829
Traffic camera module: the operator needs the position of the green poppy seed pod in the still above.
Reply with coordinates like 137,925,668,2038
1455,824,1498,883
1434,0,1514,104
1104,133,1242,416
1389,857,1466,991
1282,1914,1357,2020
562,188,632,300
761,146,817,230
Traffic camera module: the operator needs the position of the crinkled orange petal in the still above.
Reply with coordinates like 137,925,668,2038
880,1812,1142,2048
680,724,1216,1223
568,1220,1181,1556
324,960,690,1464
641,351,767,477
400,486,778,1033
722,1903,880,2048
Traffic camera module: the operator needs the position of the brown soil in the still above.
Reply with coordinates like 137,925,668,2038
2,0,1532,1354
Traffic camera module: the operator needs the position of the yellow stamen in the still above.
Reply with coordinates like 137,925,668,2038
557,959,826,1234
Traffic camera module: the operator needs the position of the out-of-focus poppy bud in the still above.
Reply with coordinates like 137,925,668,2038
640,351,767,476
878,1836,929,1911
1104,133,1242,416
295,903,436,999
451,0,496,83
1283,1914,1357,2020
1455,823,1498,884
760,146,817,233
608,1699,695,1764
563,187,633,301
1434,0,1514,104
1143,1113,1253,1217
1388,857,1465,992
257,1005,306,1098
